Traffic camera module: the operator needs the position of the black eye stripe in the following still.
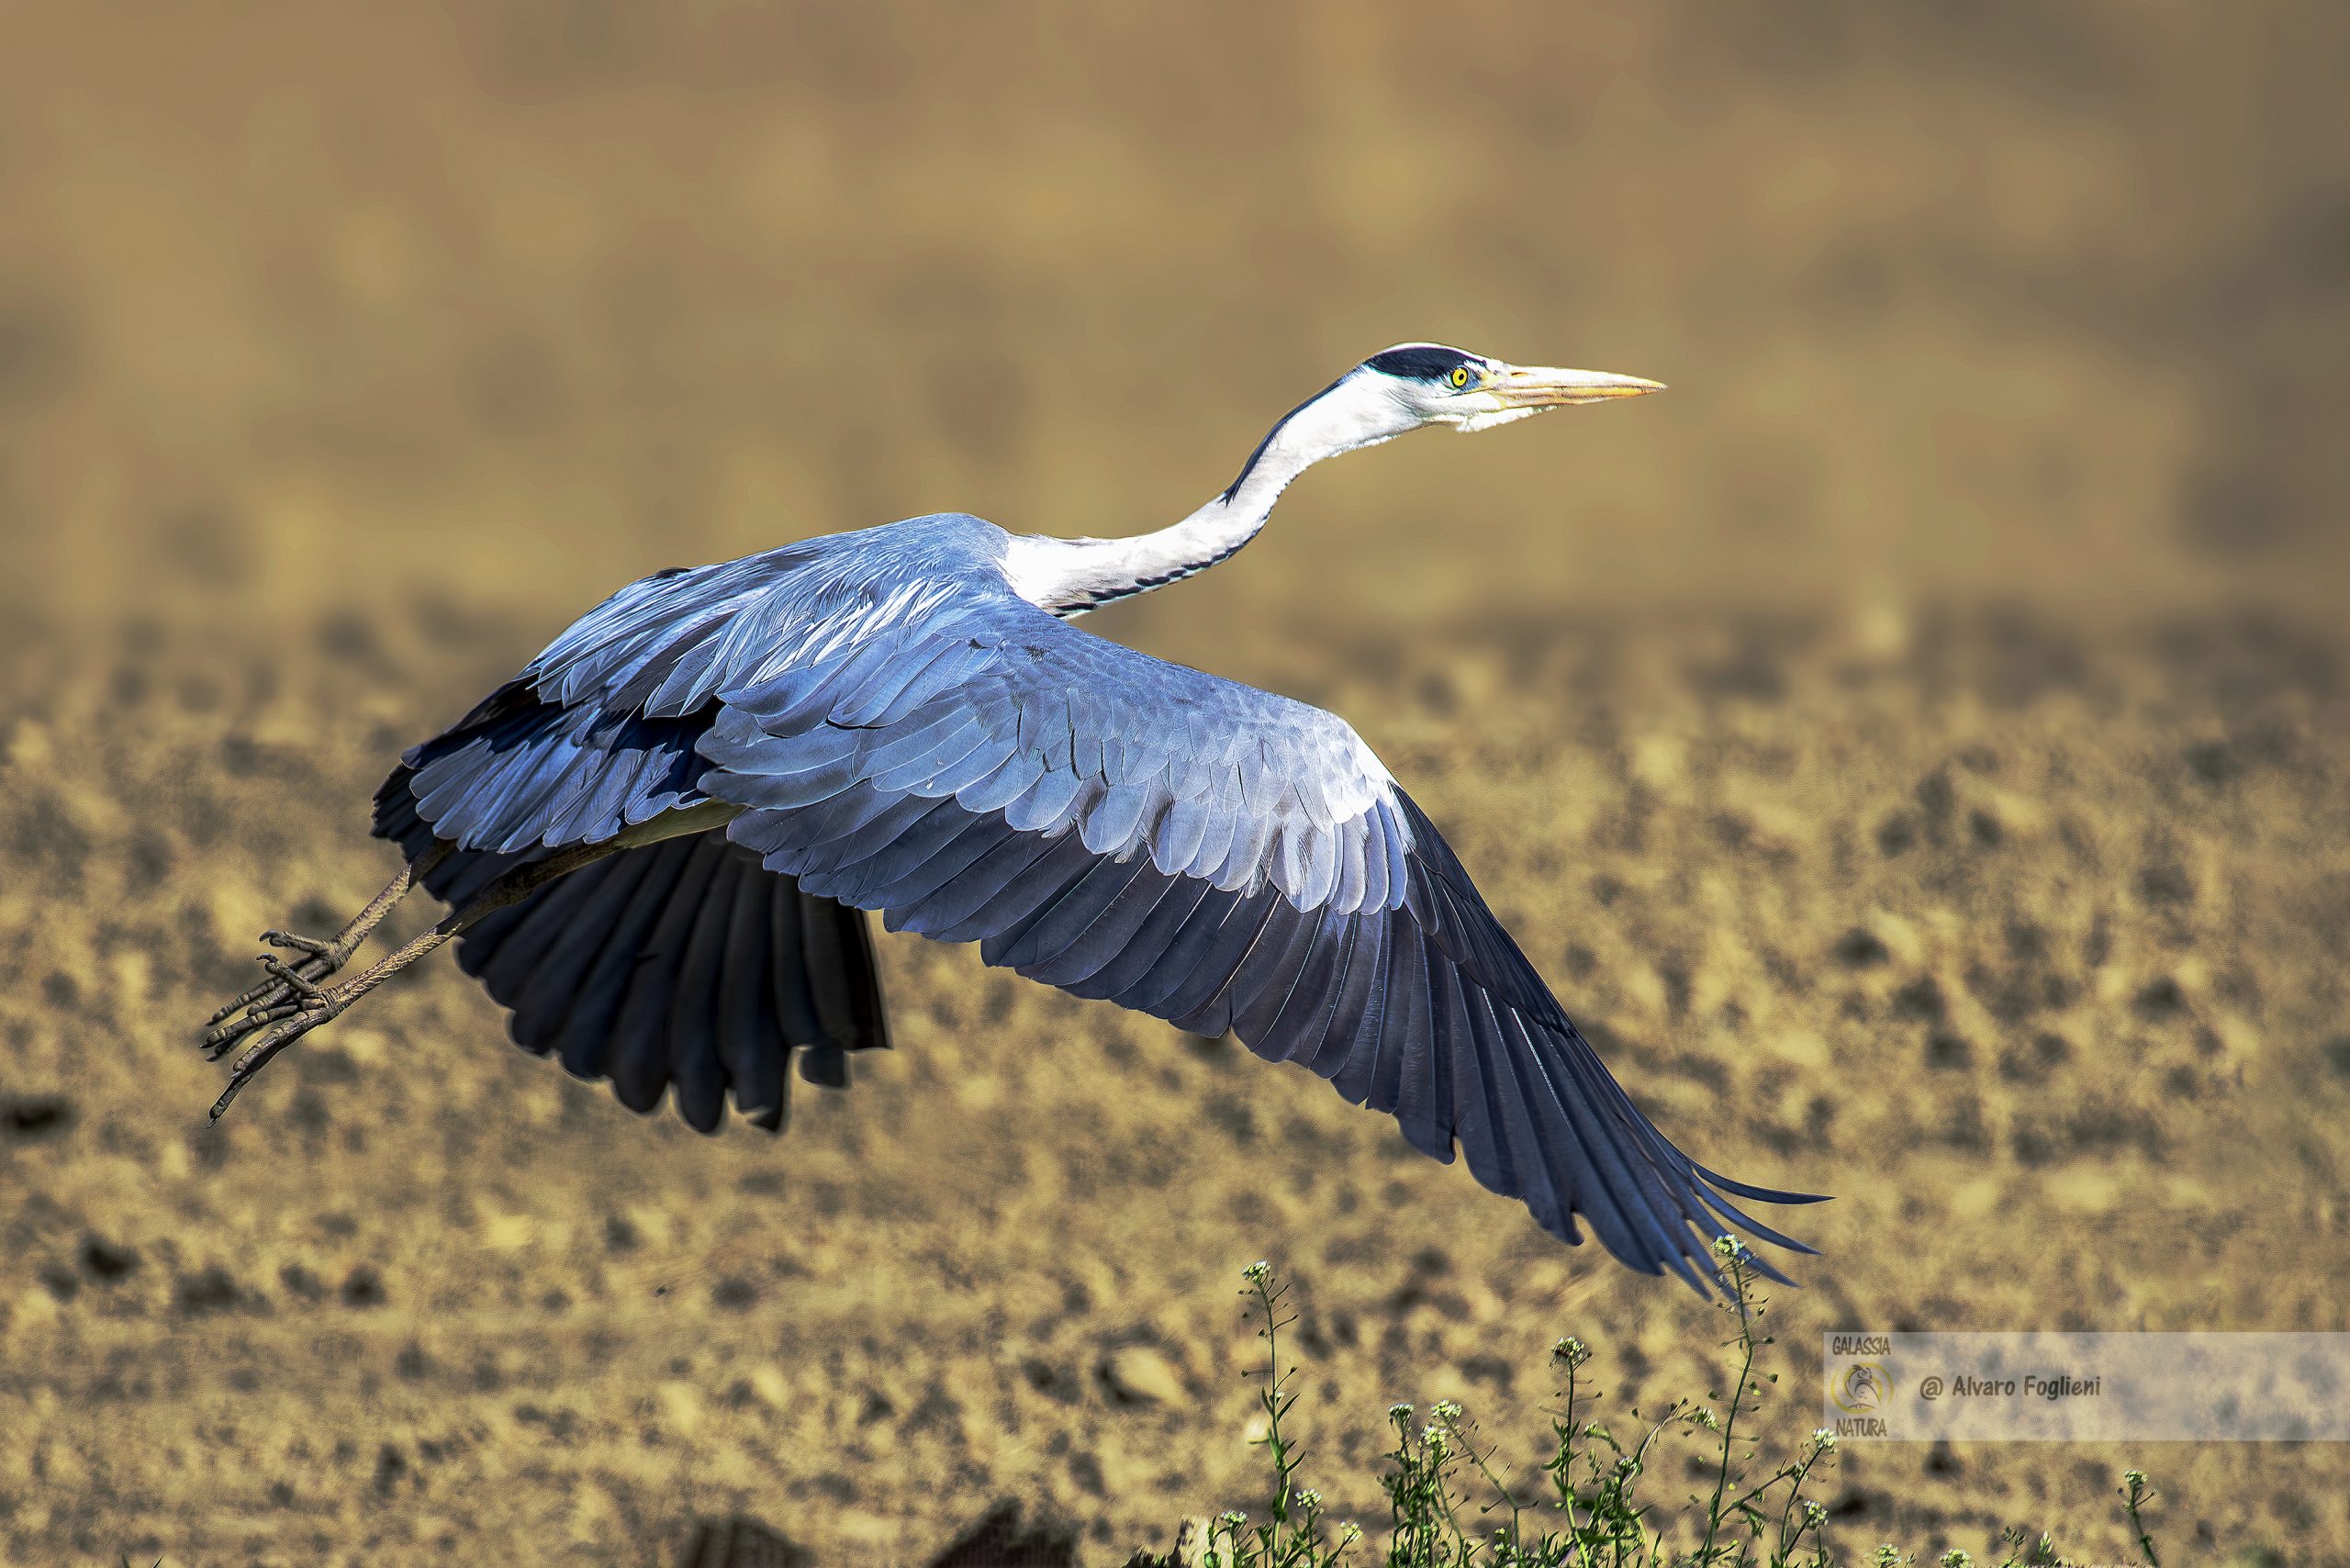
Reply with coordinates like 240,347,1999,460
1366,345,1476,382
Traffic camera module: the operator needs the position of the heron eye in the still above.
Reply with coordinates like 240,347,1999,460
1448,366,1472,389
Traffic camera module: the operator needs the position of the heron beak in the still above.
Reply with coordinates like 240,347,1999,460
1486,364,1666,408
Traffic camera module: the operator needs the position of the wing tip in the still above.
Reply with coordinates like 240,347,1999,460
1694,1159,1835,1207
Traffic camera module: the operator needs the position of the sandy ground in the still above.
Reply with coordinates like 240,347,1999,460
5,4,2349,1563
4,599,2346,1564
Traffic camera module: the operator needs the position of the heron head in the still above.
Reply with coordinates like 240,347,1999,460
1359,343,1664,433
1220,342,1665,504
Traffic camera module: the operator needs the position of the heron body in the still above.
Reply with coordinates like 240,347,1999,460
207,343,1822,1294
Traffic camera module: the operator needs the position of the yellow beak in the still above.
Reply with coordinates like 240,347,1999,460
1487,364,1666,407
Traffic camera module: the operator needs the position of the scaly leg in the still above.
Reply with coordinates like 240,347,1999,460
206,841,617,1123
203,845,452,1049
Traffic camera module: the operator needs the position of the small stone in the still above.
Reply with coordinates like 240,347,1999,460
1101,1345,1185,1406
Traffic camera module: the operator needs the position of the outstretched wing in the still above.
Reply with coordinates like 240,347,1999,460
372,518,1820,1289
693,577,1821,1293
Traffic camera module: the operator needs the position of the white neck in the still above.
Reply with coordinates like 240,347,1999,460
1002,368,1416,617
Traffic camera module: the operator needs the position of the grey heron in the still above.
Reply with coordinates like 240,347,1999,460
202,342,1822,1294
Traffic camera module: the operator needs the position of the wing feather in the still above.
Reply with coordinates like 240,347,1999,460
374,517,1818,1288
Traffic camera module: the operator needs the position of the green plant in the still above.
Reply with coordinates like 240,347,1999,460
1201,1260,1360,1568
1163,1246,2161,1568
2119,1472,2161,1568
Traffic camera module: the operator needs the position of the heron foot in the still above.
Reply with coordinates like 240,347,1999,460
208,983,352,1122
202,930,354,1050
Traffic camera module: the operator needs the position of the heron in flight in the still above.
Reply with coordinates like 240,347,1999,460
203,342,1821,1294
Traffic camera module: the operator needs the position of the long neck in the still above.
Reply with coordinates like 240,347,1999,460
1002,370,1407,617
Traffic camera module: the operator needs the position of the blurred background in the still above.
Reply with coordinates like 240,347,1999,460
2,4,2345,1564
6,1,2348,639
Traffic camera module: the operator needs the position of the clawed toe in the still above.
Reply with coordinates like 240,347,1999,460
202,930,347,1036
263,930,336,958
204,1002,304,1058
205,964,284,1028
195,866,429,1120
210,1003,341,1122
263,957,331,1002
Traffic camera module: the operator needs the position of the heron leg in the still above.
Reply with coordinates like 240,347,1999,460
203,845,452,1045
206,839,620,1123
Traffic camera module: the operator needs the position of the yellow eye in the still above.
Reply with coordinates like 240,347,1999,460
1449,366,1472,388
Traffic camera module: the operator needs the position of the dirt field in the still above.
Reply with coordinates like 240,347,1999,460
4,5,2347,1564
